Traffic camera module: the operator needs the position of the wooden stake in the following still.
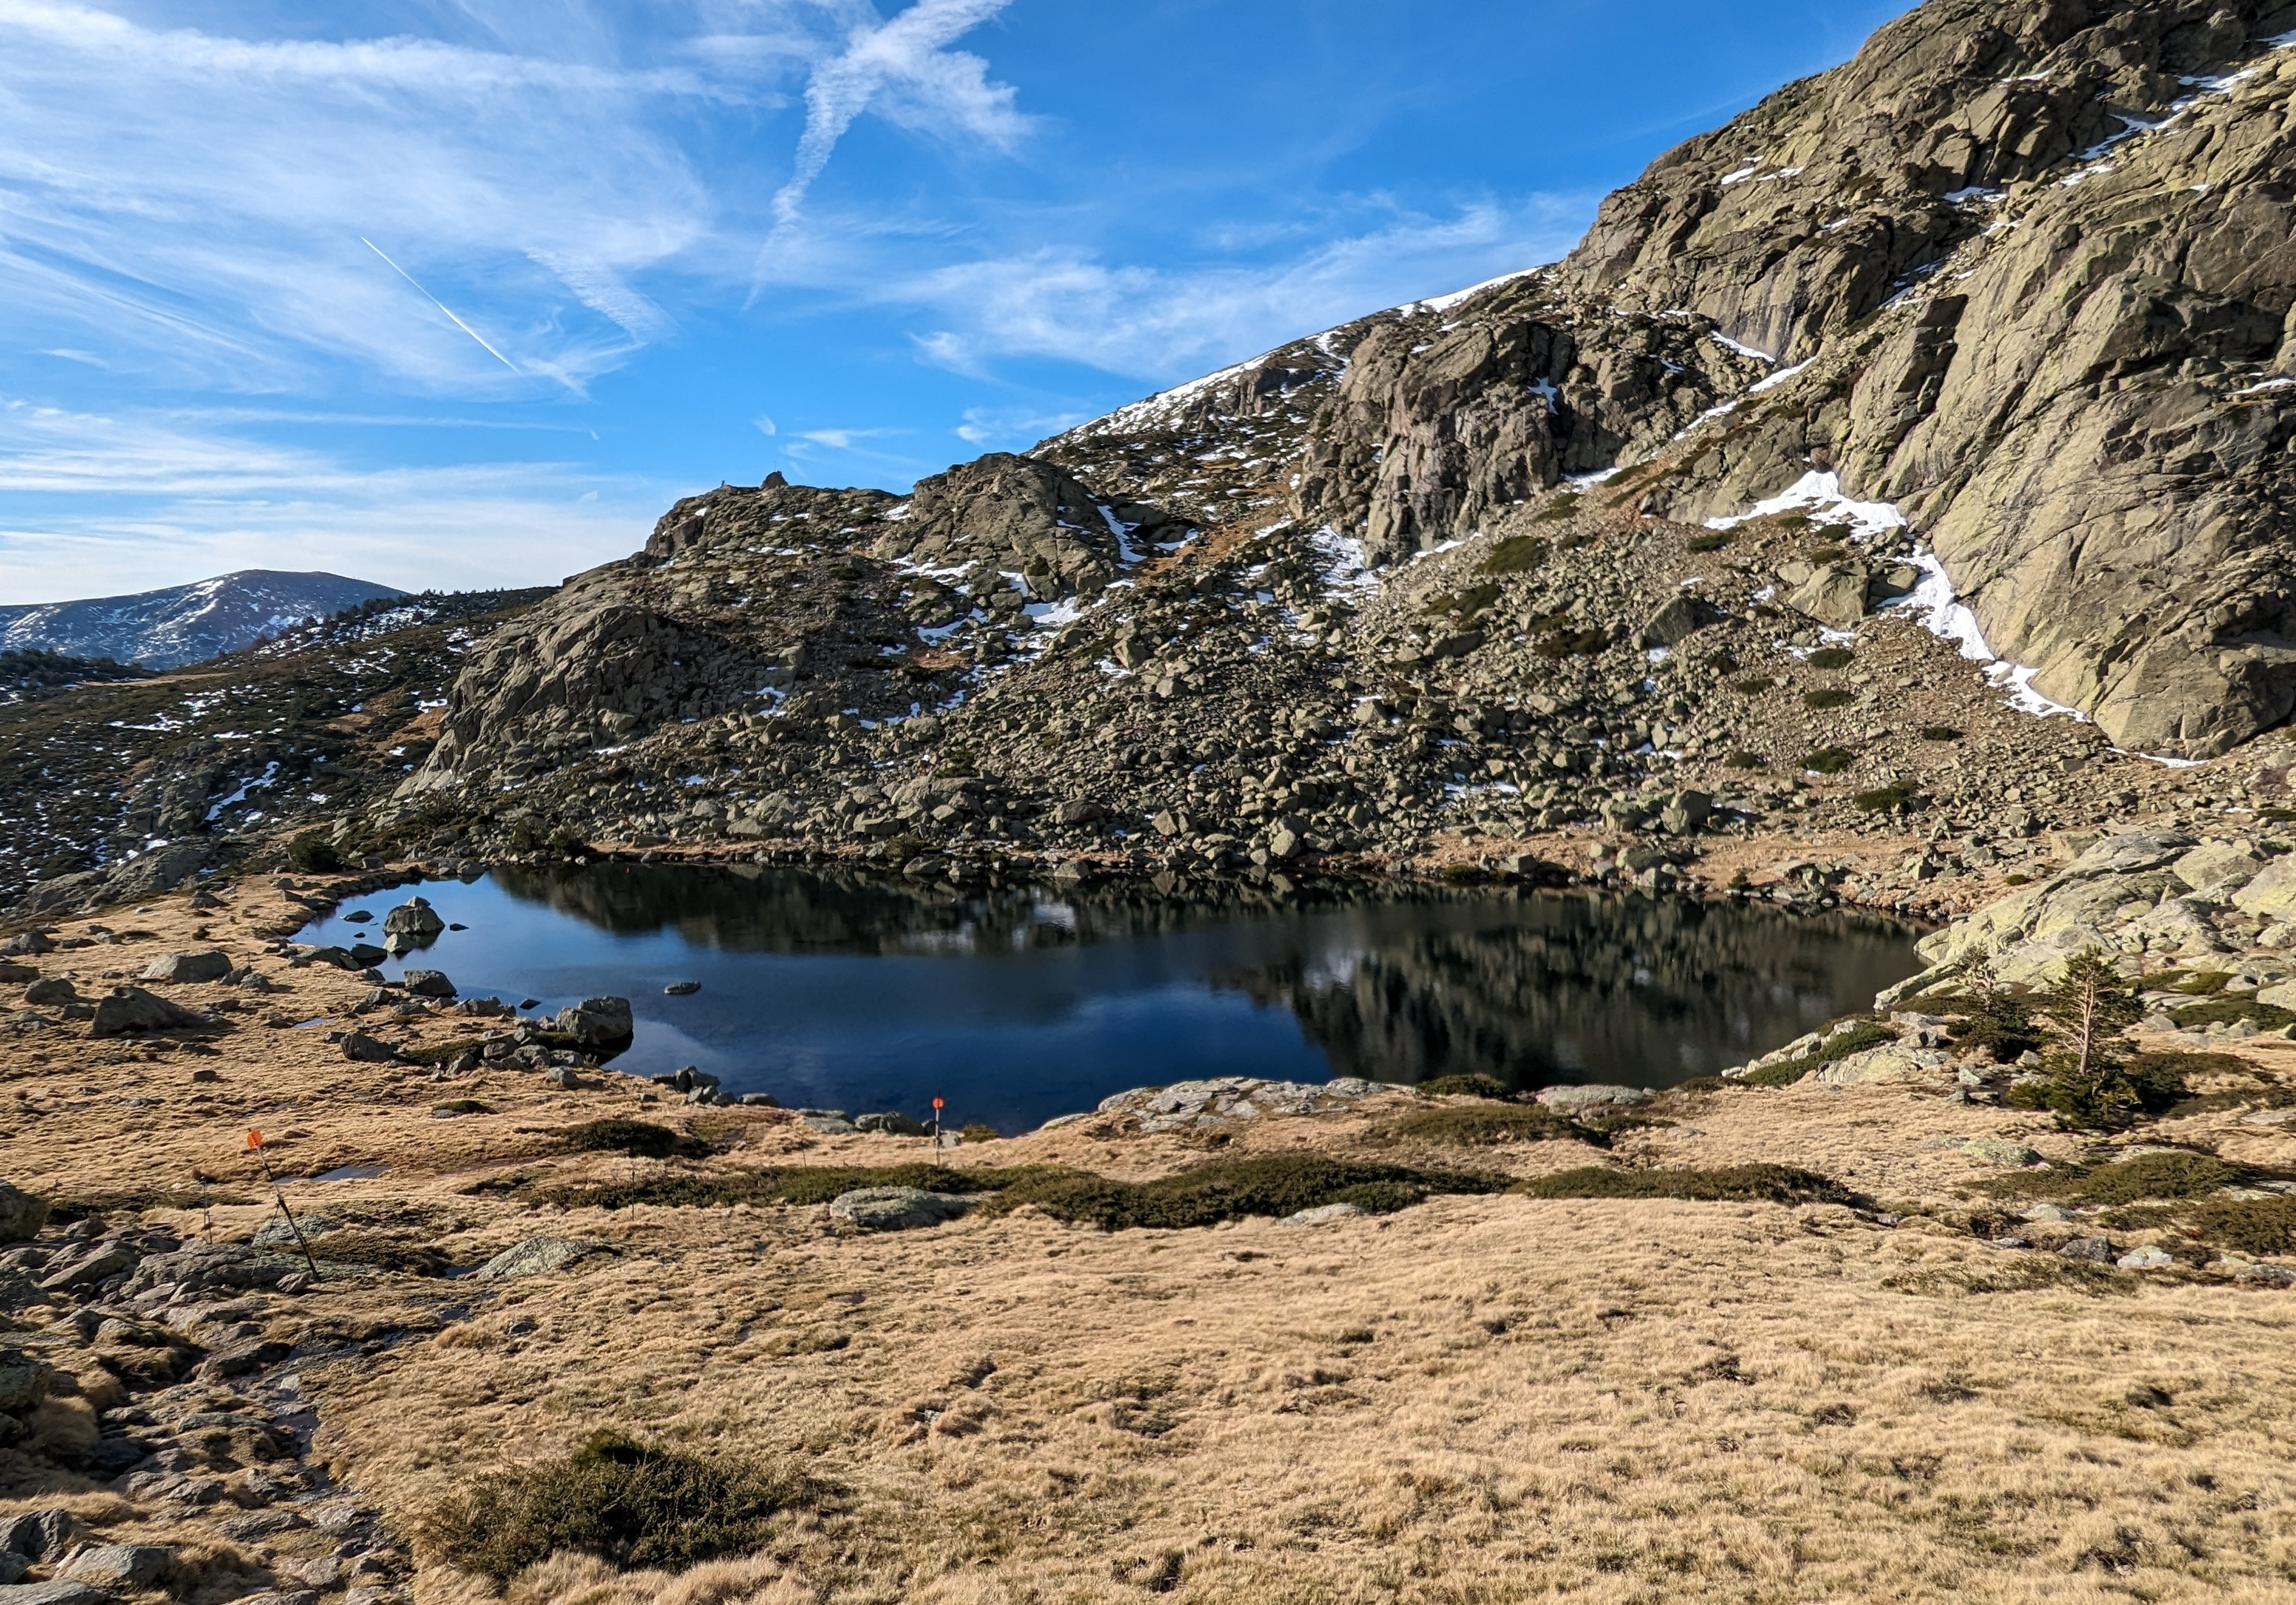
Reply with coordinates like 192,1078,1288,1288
246,1130,321,1281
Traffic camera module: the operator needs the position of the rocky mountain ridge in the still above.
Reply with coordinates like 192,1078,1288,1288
0,572,405,670
5,0,2294,918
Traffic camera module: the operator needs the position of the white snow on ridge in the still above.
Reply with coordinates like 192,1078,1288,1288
1410,265,1547,315
1747,358,1815,395
1709,471,2084,722
1709,332,1776,364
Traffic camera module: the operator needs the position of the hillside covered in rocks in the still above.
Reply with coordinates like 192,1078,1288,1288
4,0,2294,925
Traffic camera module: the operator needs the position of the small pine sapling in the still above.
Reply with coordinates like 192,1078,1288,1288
2011,948,2149,1129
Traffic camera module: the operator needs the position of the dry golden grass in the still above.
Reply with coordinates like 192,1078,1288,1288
8,881,2296,1602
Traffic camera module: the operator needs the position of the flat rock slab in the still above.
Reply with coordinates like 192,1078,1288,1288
474,1237,601,1281
1535,1084,1652,1109
1279,1203,1367,1227
830,1188,974,1231
62,1543,174,1587
140,949,231,984
0,1582,111,1605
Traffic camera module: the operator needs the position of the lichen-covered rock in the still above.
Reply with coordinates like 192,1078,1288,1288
473,1237,599,1280
828,1188,974,1232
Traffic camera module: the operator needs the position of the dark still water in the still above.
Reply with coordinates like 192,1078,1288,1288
299,866,1921,1133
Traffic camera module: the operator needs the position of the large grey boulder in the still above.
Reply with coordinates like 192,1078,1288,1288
380,898,445,940
399,969,456,999
555,995,633,1051
828,1187,974,1231
88,986,204,1037
139,949,231,984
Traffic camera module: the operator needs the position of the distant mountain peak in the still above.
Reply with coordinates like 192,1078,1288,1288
0,569,406,670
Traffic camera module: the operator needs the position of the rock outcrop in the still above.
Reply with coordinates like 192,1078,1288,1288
1287,0,2296,755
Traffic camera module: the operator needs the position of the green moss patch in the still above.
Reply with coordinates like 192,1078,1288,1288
1414,1074,1515,1101
557,1119,689,1159
989,1155,1509,1231
424,1430,815,1586
1802,688,1855,711
1513,1165,1857,1206
1381,1104,1584,1147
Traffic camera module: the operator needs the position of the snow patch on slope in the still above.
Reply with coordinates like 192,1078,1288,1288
1709,471,2085,721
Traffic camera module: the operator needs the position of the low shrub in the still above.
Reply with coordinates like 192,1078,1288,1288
424,1430,814,1585
1730,677,1776,696
1853,782,1920,814
1919,726,1963,742
1415,1074,1515,1100
1806,647,1854,670
1685,531,1732,553
433,1099,492,1116
286,829,343,875
1800,746,1855,774
1513,1165,1857,1206
1531,495,1582,523
959,1124,1001,1143
991,1155,1509,1231
2171,997,2296,1030
1735,1021,1897,1088
1383,1104,1581,1146
1724,750,1764,769
1802,689,1855,711
559,1119,687,1159
2185,1194,2296,1256
1479,537,1550,575
544,1163,1052,1211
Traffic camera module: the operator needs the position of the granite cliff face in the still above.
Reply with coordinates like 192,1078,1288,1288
1292,0,2296,756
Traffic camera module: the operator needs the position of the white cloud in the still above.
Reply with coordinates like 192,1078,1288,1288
759,0,1024,256
0,1,751,394
955,403,1086,446
0,398,655,598
898,197,1592,382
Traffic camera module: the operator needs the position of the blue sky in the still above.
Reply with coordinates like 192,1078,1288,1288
0,0,1912,602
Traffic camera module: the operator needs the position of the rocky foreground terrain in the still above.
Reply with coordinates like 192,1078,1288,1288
0,829,2286,1601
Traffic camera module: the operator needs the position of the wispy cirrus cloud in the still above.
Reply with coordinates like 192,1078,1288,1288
0,0,756,394
898,196,1591,383
756,0,1024,270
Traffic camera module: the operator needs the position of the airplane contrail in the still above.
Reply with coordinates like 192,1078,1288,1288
360,237,521,375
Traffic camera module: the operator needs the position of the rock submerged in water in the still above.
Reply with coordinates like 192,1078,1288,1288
381,897,445,941
829,1187,974,1231
555,996,634,1051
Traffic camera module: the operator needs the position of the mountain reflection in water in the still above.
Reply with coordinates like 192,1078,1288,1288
298,864,1922,1130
